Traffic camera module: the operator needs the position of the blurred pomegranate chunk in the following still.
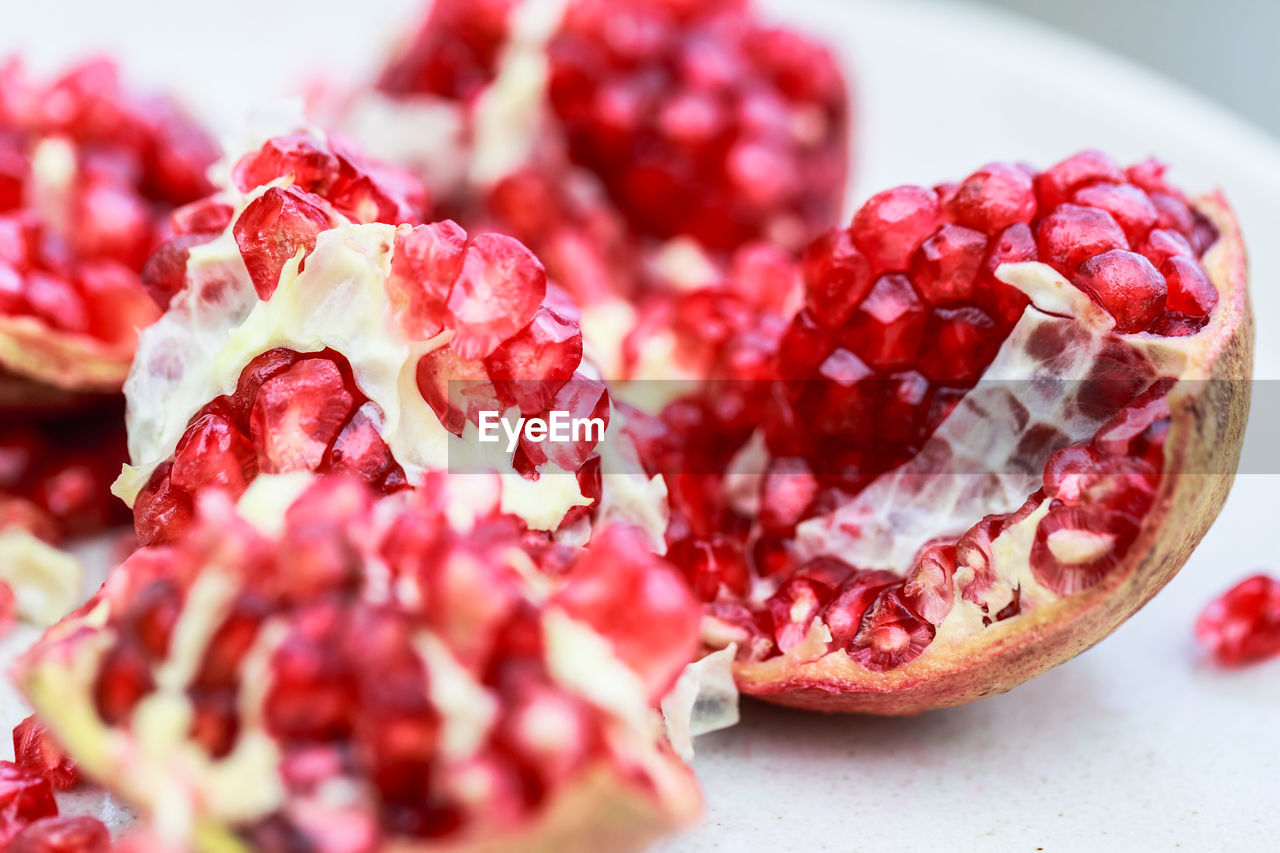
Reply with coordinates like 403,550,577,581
1196,574,1280,666
12,716,78,791
0,761,58,845
10,816,109,853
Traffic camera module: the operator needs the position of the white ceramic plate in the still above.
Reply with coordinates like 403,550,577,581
3,0,1280,849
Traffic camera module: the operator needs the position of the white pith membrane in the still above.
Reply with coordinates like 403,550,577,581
16,475,703,852
711,204,1239,684
114,114,668,545
0,527,83,625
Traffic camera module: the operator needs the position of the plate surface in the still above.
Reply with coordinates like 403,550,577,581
3,0,1280,850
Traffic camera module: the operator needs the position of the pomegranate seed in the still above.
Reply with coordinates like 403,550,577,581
92,640,154,725
1071,183,1158,245
193,595,271,690
170,413,257,496
911,224,988,305
765,576,834,654
414,346,496,436
1035,149,1125,208
845,273,927,369
12,717,78,791
120,579,182,659
387,221,467,340
759,457,818,532
132,464,194,547
1036,203,1129,274
846,587,934,671
851,186,940,271
1071,250,1167,333
484,307,583,415
9,816,109,853
140,233,213,310
171,198,233,235
1195,575,1280,666
0,762,58,845
328,404,398,483
447,234,546,359
230,348,299,426
918,306,999,383
944,162,1036,232
234,133,340,195
1149,192,1195,237
1162,255,1218,318
250,359,356,474
1139,228,1195,268
233,186,335,299
824,569,899,646
801,227,873,325
901,544,956,625
1030,505,1139,595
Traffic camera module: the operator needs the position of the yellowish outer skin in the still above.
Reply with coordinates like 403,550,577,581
734,194,1253,714
0,314,133,393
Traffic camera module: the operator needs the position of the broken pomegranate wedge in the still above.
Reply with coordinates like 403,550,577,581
16,475,702,853
646,151,1252,713
347,0,848,308
0,58,217,401
119,126,665,551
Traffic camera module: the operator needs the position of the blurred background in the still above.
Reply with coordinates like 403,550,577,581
972,0,1280,137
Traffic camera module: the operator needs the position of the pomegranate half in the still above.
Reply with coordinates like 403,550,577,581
16,475,702,852
641,151,1252,713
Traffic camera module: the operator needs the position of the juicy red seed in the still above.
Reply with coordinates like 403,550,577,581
231,348,299,426
759,457,818,532
415,346,496,436
902,544,957,625
12,717,78,792
92,641,154,725
387,221,467,340
132,464,194,547
121,579,182,659
170,413,257,496
233,134,341,195
846,587,935,671
1071,250,1167,333
851,186,940,271
328,403,397,483
845,273,927,369
0,762,59,846
1162,255,1218,318
171,199,233,235
1042,444,1099,502
189,692,239,759
140,233,215,310
24,272,89,334
1030,504,1140,595
1195,574,1280,666
1149,192,1195,237
484,307,583,415
233,186,334,299
765,576,834,654
250,359,357,474
447,233,547,359
1036,203,1129,274
10,816,109,853
1071,183,1158,245
911,224,988,306
802,228,873,325
919,306,999,383
1139,227,1196,268
944,162,1036,232
824,569,899,644
193,596,270,690
777,310,834,378
1035,149,1125,208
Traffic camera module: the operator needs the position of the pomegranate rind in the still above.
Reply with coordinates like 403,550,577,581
15,476,701,850
731,193,1252,713
0,314,139,393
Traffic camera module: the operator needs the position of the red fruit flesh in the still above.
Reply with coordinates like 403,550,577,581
0,761,58,846
9,816,109,853
1196,575,1280,666
19,478,703,852
12,717,78,791
645,151,1249,713
0,59,215,395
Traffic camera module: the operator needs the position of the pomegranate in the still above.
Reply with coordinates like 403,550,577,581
119,128,666,551
641,151,1251,713
0,58,216,401
16,475,702,852
344,0,848,312
12,716,79,791
1196,574,1280,666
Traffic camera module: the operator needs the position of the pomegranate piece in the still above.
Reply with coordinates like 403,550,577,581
16,476,703,852
0,59,215,396
1196,575,1280,666
9,816,109,853
0,761,57,845
643,151,1250,714
12,717,78,791
122,134,624,545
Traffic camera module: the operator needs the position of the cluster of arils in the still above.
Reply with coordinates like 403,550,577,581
367,0,849,309
18,475,702,852
0,59,216,554
632,150,1250,713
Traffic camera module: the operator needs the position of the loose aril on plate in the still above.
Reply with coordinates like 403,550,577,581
16,474,703,853
1195,574,1280,666
634,150,1252,713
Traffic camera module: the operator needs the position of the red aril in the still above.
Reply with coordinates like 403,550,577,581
11,716,78,791
1196,574,1280,666
9,816,109,853
0,761,57,845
